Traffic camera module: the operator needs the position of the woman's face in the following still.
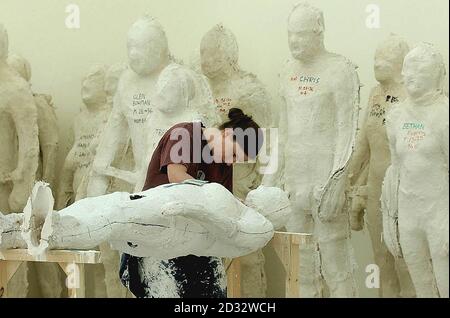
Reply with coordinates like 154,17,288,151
206,128,249,165
219,129,248,165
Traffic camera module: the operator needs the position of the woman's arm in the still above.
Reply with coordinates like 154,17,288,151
167,164,195,183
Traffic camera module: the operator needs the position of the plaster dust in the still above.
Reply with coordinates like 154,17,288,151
383,43,449,298
274,2,361,297
348,34,415,298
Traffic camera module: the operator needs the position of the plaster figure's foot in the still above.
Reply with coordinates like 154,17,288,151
22,182,55,256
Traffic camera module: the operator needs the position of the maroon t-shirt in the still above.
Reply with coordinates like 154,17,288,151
142,122,233,192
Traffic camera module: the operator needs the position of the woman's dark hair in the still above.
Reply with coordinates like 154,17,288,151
219,108,264,159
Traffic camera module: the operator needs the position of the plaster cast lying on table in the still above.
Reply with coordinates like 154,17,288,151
0,181,290,260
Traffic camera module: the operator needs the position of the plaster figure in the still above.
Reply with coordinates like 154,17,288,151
8,54,59,191
0,24,40,298
6,53,63,298
382,43,448,298
0,24,39,213
348,35,415,298
87,16,174,196
0,182,290,261
199,24,272,297
271,2,361,297
55,65,110,210
135,63,219,191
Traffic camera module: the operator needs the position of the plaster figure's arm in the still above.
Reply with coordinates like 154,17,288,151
347,100,371,231
91,94,129,177
7,91,39,181
316,63,360,222
6,89,40,212
35,96,59,189
262,95,286,189
443,120,449,171
55,147,76,210
89,97,133,194
333,63,361,172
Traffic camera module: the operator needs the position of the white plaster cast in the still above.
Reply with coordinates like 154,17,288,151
382,43,449,298
8,54,59,191
0,182,290,260
87,16,174,196
199,24,273,297
348,35,415,298
55,65,110,209
272,2,361,297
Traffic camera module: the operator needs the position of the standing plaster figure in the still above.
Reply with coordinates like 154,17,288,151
273,2,361,297
137,63,219,192
382,43,448,298
348,35,415,298
199,24,272,297
55,65,110,210
6,53,62,298
7,54,59,191
87,16,174,196
0,24,40,298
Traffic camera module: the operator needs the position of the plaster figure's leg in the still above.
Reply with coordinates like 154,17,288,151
366,194,400,297
395,258,416,298
100,242,129,298
6,263,29,297
35,263,64,298
399,221,439,298
0,183,12,212
234,163,267,297
427,212,449,298
286,189,323,298
240,249,267,298
315,213,357,298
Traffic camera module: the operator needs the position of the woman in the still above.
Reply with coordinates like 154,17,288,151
120,107,264,298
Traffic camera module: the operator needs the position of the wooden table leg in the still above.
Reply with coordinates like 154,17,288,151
226,258,241,298
58,262,85,298
0,260,23,298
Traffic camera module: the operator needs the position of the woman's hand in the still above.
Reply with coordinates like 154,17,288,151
167,164,194,183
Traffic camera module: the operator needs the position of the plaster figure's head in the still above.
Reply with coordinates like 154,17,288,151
402,43,446,99
200,24,239,79
7,54,32,82
104,63,126,98
0,24,9,62
374,34,409,84
245,186,291,230
81,65,107,108
155,64,196,114
287,2,325,62
127,16,169,76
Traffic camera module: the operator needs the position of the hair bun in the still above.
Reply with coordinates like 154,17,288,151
228,108,247,120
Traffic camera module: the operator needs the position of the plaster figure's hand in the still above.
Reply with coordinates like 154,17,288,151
314,181,346,222
349,186,367,231
350,197,365,231
1,168,24,183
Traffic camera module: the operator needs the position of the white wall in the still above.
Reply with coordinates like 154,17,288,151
1,0,448,297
